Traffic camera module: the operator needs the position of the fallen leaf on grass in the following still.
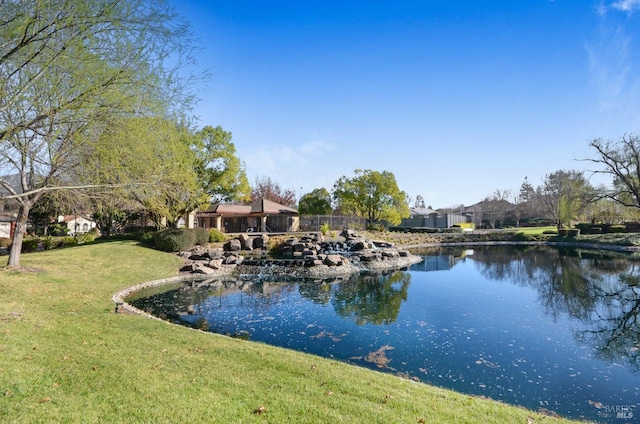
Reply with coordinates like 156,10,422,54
253,406,266,415
40,397,51,403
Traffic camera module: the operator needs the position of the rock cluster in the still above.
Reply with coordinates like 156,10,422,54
178,246,243,275
223,233,270,251
179,229,422,278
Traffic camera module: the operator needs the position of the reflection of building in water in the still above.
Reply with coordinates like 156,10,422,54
418,255,455,272
415,251,472,272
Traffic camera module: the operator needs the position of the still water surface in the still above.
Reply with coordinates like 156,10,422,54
130,246,640,422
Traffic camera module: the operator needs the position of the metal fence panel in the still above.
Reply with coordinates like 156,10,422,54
299,215,367,231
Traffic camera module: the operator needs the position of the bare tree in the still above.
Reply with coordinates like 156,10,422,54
482,189,512,228
414,194,426,209
584,134,640,209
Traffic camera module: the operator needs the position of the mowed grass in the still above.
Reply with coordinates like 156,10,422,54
511,226,557,235
1,241,580,423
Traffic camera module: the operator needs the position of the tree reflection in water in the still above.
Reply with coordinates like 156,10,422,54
329,271,411,325
436,246,640,372
129,247,640,420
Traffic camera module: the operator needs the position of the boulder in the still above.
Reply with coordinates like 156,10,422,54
193,263,216,275
238,233,253,250
224,239,242,251
207,259,224,270
382,249,400,258
180,262,198,272
340,229,358,239
208,248,224,259
324,254,343,266
253,234,269,249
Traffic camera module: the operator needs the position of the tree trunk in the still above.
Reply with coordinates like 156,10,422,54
7,203,32,268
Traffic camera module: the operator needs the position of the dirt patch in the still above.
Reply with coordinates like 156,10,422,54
1,266,45,273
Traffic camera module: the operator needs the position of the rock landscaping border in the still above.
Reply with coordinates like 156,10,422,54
178,229,423,278
113,230,423,316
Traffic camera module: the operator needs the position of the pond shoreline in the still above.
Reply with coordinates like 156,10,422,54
114,237,640,319
117,241,640,423
403,239,640,253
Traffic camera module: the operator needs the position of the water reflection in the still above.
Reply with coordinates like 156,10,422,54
434,246,640,372
129,246,640,422
330,272,410,325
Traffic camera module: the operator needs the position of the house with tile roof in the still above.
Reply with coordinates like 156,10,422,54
196,198,299,233
57,214,97,236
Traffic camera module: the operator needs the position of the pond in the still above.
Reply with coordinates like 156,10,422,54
129,246,640,423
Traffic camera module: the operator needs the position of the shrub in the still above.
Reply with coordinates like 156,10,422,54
57,237,78,248
83,228,100,242
566,228,580,238
320,222,330,235
77,231,97,243
610,225,626,233
542,230,558,235
444,227,463,233
512,233,534,241
0,237,11,248
367,223,386,232
49,223,69,236
43,236,54,250
127,227,156,242
209,228,226,243
21,238,40,252
591,227,602,234
192,227,210,246
153,228,195,252
575,223,592,234
266,236,288,256
139,232,155,246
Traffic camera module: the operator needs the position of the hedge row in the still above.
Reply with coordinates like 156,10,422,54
558,228,581,237
150,227,223,252
574,223,628,234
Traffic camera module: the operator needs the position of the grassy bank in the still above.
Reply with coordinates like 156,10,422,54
364,227,640,249
1,241,579,423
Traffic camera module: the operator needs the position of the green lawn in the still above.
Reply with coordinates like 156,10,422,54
1,241,580,423
510,226,557,234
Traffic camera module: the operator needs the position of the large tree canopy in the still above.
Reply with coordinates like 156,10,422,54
191,126,250,204
537,170,594,229
332,169,409,227
298,188,333,215
85,117,208,228
0,0,198,267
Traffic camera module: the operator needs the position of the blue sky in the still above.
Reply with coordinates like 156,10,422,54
170,0,640,208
